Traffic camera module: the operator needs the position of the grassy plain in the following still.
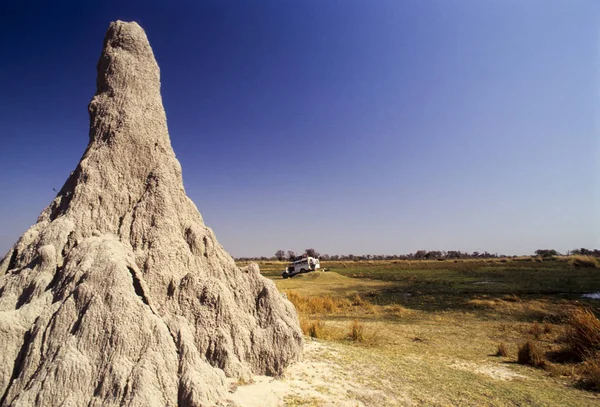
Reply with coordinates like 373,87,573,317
239,258,600,406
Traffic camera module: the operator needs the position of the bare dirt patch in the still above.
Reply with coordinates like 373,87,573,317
225,340,398,406
447,359,528,381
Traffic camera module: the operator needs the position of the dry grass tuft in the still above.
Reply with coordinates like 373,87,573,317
564,307,600,361
517,340,546,368
495,342,509,357
300,317,325,339
465,296,561,322
530,322,544,340
344,319,380,346
352,293,366,306
466,298,497,309
502,294,521,302
285,290,353,314
385,303,411,317
569,255,599,268
580,354,600,391
288,290,381,344
347,319,365,342
545,363,576,378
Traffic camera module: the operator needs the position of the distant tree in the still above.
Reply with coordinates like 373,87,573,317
425,251,442,260
535,249,559,258
569,248,600,257
446,250,463,259
275,250,286,261
414,250,427,260
287,250,296,261
305,248,320,258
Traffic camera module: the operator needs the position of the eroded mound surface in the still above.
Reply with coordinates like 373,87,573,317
0,21,302,407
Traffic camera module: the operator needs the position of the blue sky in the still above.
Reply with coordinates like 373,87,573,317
0,0,598,257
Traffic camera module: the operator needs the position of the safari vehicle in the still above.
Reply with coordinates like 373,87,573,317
281,256,320,279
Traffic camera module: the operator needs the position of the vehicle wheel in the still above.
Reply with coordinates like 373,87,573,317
300,268,306,273
282,273,288,279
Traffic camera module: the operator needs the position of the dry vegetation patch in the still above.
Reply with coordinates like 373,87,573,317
580,357,600,391
517,340,547,368
347,319,365,342
495,342,509,357
286,290,356,315
300,317,325,339
564,307,600,361
257,261,600,404
506,306,600,392
465,294,567,322
289,290,383,345
569,255,600,268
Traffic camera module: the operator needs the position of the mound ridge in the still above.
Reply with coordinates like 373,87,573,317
0,20,302,407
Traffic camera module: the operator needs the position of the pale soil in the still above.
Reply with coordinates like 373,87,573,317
446,359,527,381
225,340,384,407
226,322,600,407
225,339,535,407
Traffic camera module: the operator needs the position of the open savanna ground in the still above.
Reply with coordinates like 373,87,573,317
236,258,600,406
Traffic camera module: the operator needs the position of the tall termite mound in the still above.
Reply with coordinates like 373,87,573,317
0,21,302,407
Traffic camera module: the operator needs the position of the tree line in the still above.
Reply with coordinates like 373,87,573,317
233,248,600,262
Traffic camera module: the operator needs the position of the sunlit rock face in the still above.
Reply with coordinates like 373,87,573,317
0,20,302,407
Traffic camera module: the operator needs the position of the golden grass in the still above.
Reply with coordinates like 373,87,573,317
502,294,521,302
580,355,600,391
569,255,599,268
466,298,498,309
503,307,600,391
383,303,412,317
267,264,600,401
300,317,325,338
495,342,509,357
351,293,365,306
347,319,365,342
530,322,544,340
288,290,382,346
465,295,562,321
286,290,351,314
285,289,379,316
517,340,546,368
564,307,600,361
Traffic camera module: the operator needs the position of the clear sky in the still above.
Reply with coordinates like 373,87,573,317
0,0,598,258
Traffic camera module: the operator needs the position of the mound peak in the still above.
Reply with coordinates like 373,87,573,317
0,20,302,407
